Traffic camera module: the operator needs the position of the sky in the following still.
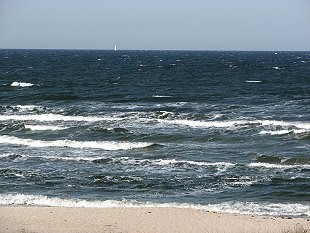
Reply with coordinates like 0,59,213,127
0,0,309,51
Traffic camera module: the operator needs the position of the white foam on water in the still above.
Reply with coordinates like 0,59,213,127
257,120,310,129
205,201,310,217
0,194,308,217
11,82,36,87
259,129,307,135
259,130,291,135
223,176,266,187
248,162,310,170
154,159,235,168
257,120,291,127
0,113,122,122
210,114,224,120
272,66,281,70
0,135,153,151
8,155,235,171
159,119,248,128
24,125,68,131
152,95,172,98
294,122,310,130
15,105,40,110
257,120,310,135
246,80,262,83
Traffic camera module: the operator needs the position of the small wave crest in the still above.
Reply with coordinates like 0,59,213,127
246,80,262,83
25,125,68,131
154,159,235,169
0,113,122,122
159,119,248,128
258,120,310,135
0,135,154,151
256,155,310,166
11,82,37,87
152,95,173,98
248,162,310,170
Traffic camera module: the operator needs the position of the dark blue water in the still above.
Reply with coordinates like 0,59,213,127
0,49,309,216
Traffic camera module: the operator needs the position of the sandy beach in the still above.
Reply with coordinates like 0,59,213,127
0,207,309,233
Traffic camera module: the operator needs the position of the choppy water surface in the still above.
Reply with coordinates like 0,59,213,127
0,50,309,216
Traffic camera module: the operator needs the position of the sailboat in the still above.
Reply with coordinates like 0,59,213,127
114,45,117,51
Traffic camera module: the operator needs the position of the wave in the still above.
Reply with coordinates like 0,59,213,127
152,95,173,98
246,80,262,83
1,112,309,137
24,125,68,131
0,194,309,216
256,155,310,165
0,152,235,170
15,105,40,110
0,123,25,132
159,119,310,133
257,120,310,129
153,159,235,168
0,135,154,151
11,82,37,87
259,129,307,135
159,119,248,128
248,162,310,170
0,122,68,132
0,113,122,122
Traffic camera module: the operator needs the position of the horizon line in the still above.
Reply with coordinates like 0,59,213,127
0,48,309,52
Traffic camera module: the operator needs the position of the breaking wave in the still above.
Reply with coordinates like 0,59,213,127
0,135,154,151
11,82,37,87
0,194,308,217
0,114,122,122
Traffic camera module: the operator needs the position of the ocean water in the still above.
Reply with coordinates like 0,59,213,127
0,49,309,217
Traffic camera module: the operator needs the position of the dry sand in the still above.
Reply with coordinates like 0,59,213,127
0,206,309,233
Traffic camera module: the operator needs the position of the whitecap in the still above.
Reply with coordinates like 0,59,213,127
259,130,292,135
11,82,36,87
152,95,172,98
248,162,310,169
0,113,122,122
24,125,68,131
259,129,307,135
0,135,153,151
15,105,40,110
246,80,261,83
159,119,247,128
257,120,307,128
154,159,235,168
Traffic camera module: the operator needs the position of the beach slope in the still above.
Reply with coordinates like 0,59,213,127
0,207,309,233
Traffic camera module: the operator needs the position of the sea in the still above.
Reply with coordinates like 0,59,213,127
0,49,309,217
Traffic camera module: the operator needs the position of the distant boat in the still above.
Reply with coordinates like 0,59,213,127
114,45,117,51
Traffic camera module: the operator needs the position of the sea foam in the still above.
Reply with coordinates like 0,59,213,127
0,194,308,217
159,119,247,128
0,135,153,151
11,82,36,87
0,113,122,122
24,125,68,131
248,162,310,170
246,80,262,83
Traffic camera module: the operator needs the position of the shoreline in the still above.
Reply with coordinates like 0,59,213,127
0,206,309,233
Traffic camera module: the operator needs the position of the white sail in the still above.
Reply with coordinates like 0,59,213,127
114,45,117,51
